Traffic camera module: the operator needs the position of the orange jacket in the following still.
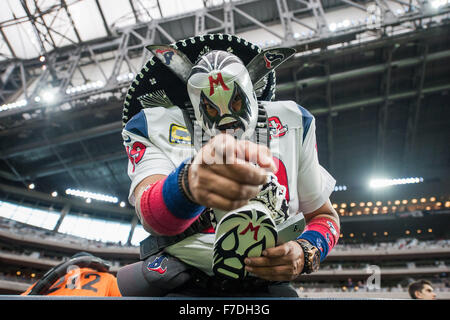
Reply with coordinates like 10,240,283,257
21,267,121,296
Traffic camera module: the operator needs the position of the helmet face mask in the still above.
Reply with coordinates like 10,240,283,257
187,50,259,139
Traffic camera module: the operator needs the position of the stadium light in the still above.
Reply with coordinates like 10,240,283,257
66,81,105,95
119,201,126,208
65,188,118,203
42,91,55,103
51,191,58,197
329,22,337,31
0,99,27,112
28,183,35,190
369,177,424,189
117,73,134,82
40,87,60,104
431,0,448,8
334,185,347,191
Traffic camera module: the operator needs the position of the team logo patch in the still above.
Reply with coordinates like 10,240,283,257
268,116,288,138
155,49,175,65
147,255,168,274
316,238,324,253
327,221,337,236
326,233,332,246
264,51,285,69
126,142,146,173
169,124,191,145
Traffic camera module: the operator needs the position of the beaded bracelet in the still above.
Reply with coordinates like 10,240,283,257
177,158,197,204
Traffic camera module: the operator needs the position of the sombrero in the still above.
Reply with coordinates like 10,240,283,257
121,33,295,129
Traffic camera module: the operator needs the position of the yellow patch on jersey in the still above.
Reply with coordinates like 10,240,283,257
169,124,192,145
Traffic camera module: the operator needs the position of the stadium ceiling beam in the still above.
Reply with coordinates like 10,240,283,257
337,0,367,11
324,63,335,173
129,0,142,24
19,0,60,86
0,0,449,117
277,49,450,93
276,0,295,41
310,82,450,116
0,121,122,159
94,0,112,37
375,46,394,174
0,182,135,218
33,0,58,48
75,136,122,195
1,45,449,135
2,159,27,187
0,27,17,59
0,150,125,181
95,0,112,36
0,99,121,138
403,43,429,170
232,6,284,39
61,0,83,43
42,131,84,189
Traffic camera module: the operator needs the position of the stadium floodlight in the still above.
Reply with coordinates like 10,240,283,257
329,22,337,31
66,81,105,95
116,73,134,83
0,99,27,112
431,0,448,8
42,91,55,103
65,188,118,203
334,185,347,191
369,177,424,188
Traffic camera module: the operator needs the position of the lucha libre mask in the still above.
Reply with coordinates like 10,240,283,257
187,50,259,139
143,39,296,143
212,201,278,280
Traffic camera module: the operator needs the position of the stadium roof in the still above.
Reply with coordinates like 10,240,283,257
0,0,247,60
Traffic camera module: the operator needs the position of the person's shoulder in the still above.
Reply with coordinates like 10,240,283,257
263,100,314,129
123,106,184,138
263,100,313,116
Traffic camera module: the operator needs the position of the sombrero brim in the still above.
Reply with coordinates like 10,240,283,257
122,33,276,126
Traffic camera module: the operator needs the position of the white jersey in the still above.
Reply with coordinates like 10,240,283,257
122,100,336,275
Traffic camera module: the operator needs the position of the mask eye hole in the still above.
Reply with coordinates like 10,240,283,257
231,94,242,113
203,98,219,118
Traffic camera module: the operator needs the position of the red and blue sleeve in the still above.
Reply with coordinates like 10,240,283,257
139,160,206,236
297,217,340,262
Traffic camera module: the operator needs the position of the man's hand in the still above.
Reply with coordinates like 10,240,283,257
187,134,277,211
244,241,304,281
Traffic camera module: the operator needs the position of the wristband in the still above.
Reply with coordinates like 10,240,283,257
162,159,205,219
139,158,206,235
297,218,340,262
